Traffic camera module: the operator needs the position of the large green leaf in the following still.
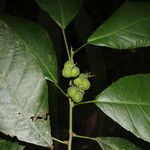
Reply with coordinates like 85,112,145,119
96,74,150,142
0,14,57,82
0,19,52,147
88,1,150,49
97,137,141,150
35,0,83,29
0,139,25,150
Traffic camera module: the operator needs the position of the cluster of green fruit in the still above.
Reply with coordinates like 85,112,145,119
62,60,91,103
62,60,80,78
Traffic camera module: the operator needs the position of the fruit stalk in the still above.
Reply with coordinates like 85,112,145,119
68,99,74,150
62,28,71,60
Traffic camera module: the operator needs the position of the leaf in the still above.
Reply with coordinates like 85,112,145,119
88,1,150,49
35,0,83,29
97,137,141,150
0,139,25,150
96,74,150,142
0,13,57,82
0,19,53,147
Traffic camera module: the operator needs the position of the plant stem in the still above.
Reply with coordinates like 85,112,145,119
54,82,68,97
73,134,97,142
74,100,96,107
68,99,74,150
52,137,68,145
62,28,71,60
73,43,88,55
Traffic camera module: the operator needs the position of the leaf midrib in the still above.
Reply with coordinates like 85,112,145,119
2,72,50,146
58,0,64,28
88,16,150,43
1,17,57,83
97,99,150,106
34,54,57,82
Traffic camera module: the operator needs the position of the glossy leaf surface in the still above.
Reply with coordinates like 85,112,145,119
88,1,150,49
0,14,57,82
0,19,52,147
0,139,25,150
96,74,150,142
97,137,141,150
35,0,83,28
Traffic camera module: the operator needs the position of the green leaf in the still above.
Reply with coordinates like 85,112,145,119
96,74,150,142
97,137,141,150
0,139,25,150
0,13,57,82
88,1,150,49
35,0,83,29
0,19,52,147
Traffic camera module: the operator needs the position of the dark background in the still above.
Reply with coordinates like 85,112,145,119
0,0,150,149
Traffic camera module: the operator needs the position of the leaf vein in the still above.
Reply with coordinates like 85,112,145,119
89,16,150,42
3,78,49,145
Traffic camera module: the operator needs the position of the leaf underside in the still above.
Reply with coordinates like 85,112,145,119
96,74,150,143
88,1,150,49
0,13,57,82
0,19,52,147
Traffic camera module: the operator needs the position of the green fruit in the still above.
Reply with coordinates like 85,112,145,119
72,91,84,103
62,68,72,78
78,88,85,95
73,77,83,86
67,86,77,97
79,73,88,79
73,76,91,90
64,60,74,68
81,79,91,90
63,60,80,78
71,66,80,77
67,86,84,103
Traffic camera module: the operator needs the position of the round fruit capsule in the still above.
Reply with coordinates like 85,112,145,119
73,77,83,86
79,73,88,79
80,79,91,90
72,91,84,103
62,68,72,78
67,86,77,97
73,76,90,90
78,88,85,95
64,60,74,68
71,66,80,77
